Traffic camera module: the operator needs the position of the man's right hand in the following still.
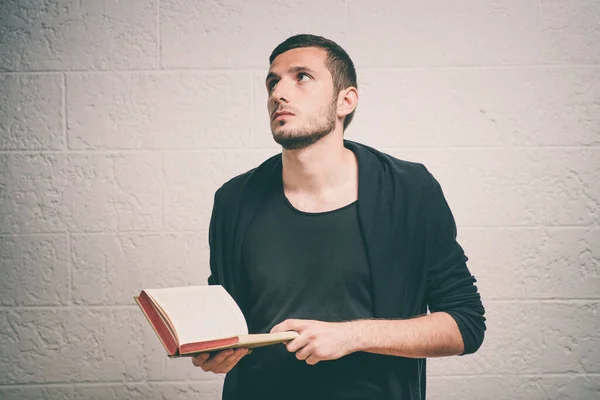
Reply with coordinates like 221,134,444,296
191,348,249,374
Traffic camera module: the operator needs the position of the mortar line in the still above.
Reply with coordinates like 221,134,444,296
1,63,600,75
355,64,600,71
62,73,68,149
1,145,599,155
0,305,139,311
428,372,600,379
160,150,165,232
67,229,209,236
2,373,599,389
67,232,72,306
0,383,76,389
0,148,281,155
537,300,543,375
0,230,209,237
1,224,598,238
460,226,600,231
157,0,161,69
148,380,223,385
484,299,600,304
2,300,599,311
458,225,600,229
344,0,349,41
250,71,255,148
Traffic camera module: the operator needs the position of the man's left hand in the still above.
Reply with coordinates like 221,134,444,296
270,319,358,365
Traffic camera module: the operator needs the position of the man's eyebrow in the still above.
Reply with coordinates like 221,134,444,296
288,65,316,75
265,65,317,83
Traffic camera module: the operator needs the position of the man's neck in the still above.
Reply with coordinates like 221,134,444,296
281,131,357,197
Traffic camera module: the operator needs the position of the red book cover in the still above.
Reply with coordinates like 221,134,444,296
136,291,179,356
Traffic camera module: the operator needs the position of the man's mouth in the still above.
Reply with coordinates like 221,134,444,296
272,110,295,120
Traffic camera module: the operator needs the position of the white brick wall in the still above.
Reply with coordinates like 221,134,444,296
0,0,598,398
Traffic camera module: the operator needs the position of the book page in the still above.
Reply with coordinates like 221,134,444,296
144,285,248,346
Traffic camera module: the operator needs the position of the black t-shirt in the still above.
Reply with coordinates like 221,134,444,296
234,185,388,400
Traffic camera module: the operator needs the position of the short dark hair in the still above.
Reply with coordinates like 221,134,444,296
269,34,358,131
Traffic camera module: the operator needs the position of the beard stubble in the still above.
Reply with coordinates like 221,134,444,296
271,96,337,150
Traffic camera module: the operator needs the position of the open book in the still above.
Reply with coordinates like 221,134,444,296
134,285,299,357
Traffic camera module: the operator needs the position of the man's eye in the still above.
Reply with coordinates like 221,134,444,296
268,80,278,91
298,73,311,82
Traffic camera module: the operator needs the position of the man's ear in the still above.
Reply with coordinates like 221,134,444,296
337,87,358,119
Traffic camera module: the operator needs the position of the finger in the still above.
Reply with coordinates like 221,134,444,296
214,348,248,373
271,318,305,333
271,320,291,333
202,349,235,371
305,354,320,365
191,352,210,367
286,335,309,353
231,347,249,359
295,344,312,361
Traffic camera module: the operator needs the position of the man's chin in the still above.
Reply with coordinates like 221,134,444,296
272,130,328,150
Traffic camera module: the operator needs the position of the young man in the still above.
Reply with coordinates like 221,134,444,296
192,34,486,400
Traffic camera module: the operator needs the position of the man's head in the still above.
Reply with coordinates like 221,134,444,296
266,34,358,150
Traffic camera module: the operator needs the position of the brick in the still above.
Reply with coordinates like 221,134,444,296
0,386,74,400
458,228,600,300
385,149,542,227
538,149,600,226
71,233,209,305
147,382,222,400
0,0,158,71
457,228,541,299
0,308,147,384
72,383,152,400
428,376,545,400
346,67,600,148
160,0,346,68
540,376,600,400
428,302,541,375
530,228,600,298
163,150,278,231
388,148,600,228
0,153,161,234
0,74,64,150
347,0,540,67
0,234,68,306
0,154,66,233
71,382,223,400
541,302,600,373
539,0,600,64
67,73,252,150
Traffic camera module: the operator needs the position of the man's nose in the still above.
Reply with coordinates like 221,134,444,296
270,78,291,104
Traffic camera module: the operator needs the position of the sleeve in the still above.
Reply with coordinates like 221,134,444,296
207,189,221,286
423,176,486,355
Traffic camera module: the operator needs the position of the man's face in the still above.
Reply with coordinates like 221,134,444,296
265,47,338,150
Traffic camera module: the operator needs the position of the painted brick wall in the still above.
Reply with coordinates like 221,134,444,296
1,1,599,399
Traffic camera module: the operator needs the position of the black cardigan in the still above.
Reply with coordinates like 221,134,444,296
208,140,486,400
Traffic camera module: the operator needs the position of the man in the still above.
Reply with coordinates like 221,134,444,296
192,34,486,400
